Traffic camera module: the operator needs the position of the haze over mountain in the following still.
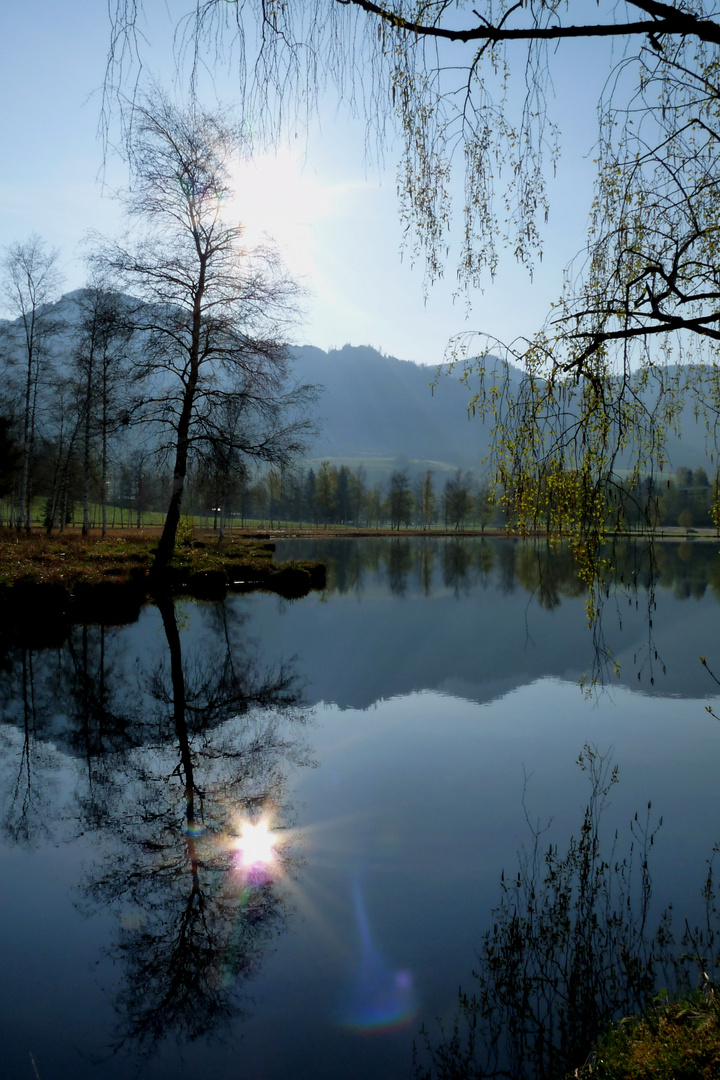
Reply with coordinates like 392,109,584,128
1,291,717,480
291,342,717,479
290,344,510,475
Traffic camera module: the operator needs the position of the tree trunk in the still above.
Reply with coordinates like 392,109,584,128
155,377,197,566
19,341,34,533
156,469,186,565
81,335,96,537
154,250,205,568
101,363,109,537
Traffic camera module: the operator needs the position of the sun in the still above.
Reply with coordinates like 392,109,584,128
226,149,333,281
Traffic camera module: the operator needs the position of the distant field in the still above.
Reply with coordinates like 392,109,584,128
2,499,717,540
0,500,280,533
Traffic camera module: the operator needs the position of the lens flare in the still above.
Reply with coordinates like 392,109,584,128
339,881,417,1032
236,819,276,868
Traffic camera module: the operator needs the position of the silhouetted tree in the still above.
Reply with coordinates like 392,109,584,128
2,236,62,531
475,483,494,533
72,282,133,535
417,469,436,530
387,469,413,530
348,465,366,527
443,469,473,530
314,460,337,525
93,91,316,564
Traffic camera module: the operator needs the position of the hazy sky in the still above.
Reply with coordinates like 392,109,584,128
1,1,611,365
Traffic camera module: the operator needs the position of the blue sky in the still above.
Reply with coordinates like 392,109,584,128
0,1,611,365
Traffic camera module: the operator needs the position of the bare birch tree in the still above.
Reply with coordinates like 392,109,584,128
93,91,317,564
72,282,133,535
2,236,62,532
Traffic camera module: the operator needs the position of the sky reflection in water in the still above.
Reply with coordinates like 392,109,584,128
1,537,720,1079
339,880,418,1032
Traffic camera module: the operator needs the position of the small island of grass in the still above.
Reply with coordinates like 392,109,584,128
0,526,326,643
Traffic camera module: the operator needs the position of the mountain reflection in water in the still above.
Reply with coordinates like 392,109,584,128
1,537,720,1079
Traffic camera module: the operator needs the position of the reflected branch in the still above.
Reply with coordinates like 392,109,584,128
414,746,673,1080
66,594,314,1053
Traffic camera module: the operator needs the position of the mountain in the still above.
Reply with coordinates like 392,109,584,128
290,343,720,479
2,292,717,479
290,343,518,477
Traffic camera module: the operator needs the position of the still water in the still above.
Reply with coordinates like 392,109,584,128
2,536,720,1079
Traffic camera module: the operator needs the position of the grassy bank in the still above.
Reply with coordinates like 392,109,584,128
575,991,720,1079
0,527,326,605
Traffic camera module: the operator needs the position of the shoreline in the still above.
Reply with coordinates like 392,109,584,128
0,523,716,610
0,528,326,613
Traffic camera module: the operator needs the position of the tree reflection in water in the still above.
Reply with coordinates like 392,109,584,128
4,538,720,1074
414,746,679,1080
307,535,720,689
0,648,66,847
80,594,313,1053
1,593,313,1055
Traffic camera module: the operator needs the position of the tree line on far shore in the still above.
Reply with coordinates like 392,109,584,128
233,463,497,532
195,460,720,534
3,435,717,535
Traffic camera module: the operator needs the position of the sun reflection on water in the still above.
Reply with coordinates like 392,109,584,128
235,818,277,869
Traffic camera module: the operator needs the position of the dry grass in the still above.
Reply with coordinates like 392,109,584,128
0,527,277,589
577,992,720,1079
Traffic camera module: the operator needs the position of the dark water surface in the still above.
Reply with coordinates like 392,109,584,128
2,536,720,1079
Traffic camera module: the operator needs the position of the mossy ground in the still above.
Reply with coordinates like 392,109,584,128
0,528,272,584
0,526,324,598
575,992,720,1079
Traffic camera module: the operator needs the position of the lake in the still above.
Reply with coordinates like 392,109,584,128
2,535,720,1079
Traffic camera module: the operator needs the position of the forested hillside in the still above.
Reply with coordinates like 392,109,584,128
2,291,719,533
290,344,503,471
292,343,719,481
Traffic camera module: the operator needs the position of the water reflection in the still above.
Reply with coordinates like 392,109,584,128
272,535,720,695
276,534,720,609
263,537,720,709
413,746,693,1080
0,593,313,1056
2,538,720,1079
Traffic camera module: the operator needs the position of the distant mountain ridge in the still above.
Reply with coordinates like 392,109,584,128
1,292,717,477
291,342,719,477
290,343,511,473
